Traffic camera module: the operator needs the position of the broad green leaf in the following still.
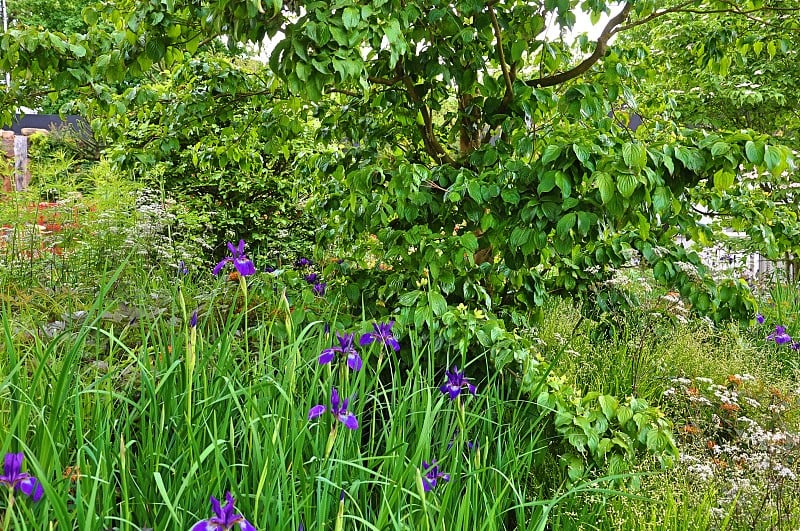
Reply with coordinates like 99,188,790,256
342,7,361,30
713,169,735,191
764,145,782,170
595,172,614,204
622,142,646,170
537,173,556,194
556,212,576,237
710,141,729,157
467,180,483,202
616,174,638,198
460,232,479,252
510,227,532,247
428,291,448,316
745,140,763,164
674,146,704,171
572,143,590,163
501,188,520,205
554,172,571,199
541,144,562,165
653,186,670,213
598,395,618,419
398,290,421,306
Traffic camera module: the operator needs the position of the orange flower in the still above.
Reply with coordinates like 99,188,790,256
720,403,740,412
711,458,728,469
706,439,717,450
681,424,701,435
686,387,700,396
228,271,240,282
63,466,82,482
727,374,742,386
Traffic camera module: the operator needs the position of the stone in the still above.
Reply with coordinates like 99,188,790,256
20,128,50,136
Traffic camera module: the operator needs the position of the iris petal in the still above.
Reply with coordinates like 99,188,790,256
358,334,375,346
318,349,336,365
346,353,362,371
308,405,327,420
338,412,359,430
212,258,231,276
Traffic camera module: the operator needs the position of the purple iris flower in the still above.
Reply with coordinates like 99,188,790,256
756,314,765,324
421,460,450,492
440,367,477,400
319,333,362,371
178,261,189,275
767,325,793,345
308,388,359,430
359,321,400,352
0,453,44,502
264,265,276,274
304,273,319,283
295,257,312,268
312,283,327,297
791,342,800,351
212,240,256,277
190,491,256,531
190,310,198,328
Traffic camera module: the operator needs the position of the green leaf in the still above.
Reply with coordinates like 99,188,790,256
595,172,614,204
537,173,556,194
460,232,478,252
616,406,633,425
653,186,670,213
576,211,593,236
622,142,646,170
556,212,576,237
342,7,361,30
745,140,763,164
764,145,782,170
467,180,483,202
713,169,735,191
616,174,638,198
572,143,590,164
674,146,704,171
510,226,532,247
69,44,87,58
710,141,729,157
541,144,562,165
554,172,571,199
398,290,421,306
598,395,618,419
428,291,448,316
501,188,520,205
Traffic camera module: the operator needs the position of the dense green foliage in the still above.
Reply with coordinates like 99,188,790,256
3,170,800,528
2,1,798,322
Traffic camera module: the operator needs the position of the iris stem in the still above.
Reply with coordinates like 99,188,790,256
2,489,14,531
239,275,249,359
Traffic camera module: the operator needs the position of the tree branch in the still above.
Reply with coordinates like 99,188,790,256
526,2,633,88
400,69,454,165
487,4,514,108
368,75,402,86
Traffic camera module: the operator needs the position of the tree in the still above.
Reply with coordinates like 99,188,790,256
1,0,797,322
6,0,92,34
618,4,800,278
